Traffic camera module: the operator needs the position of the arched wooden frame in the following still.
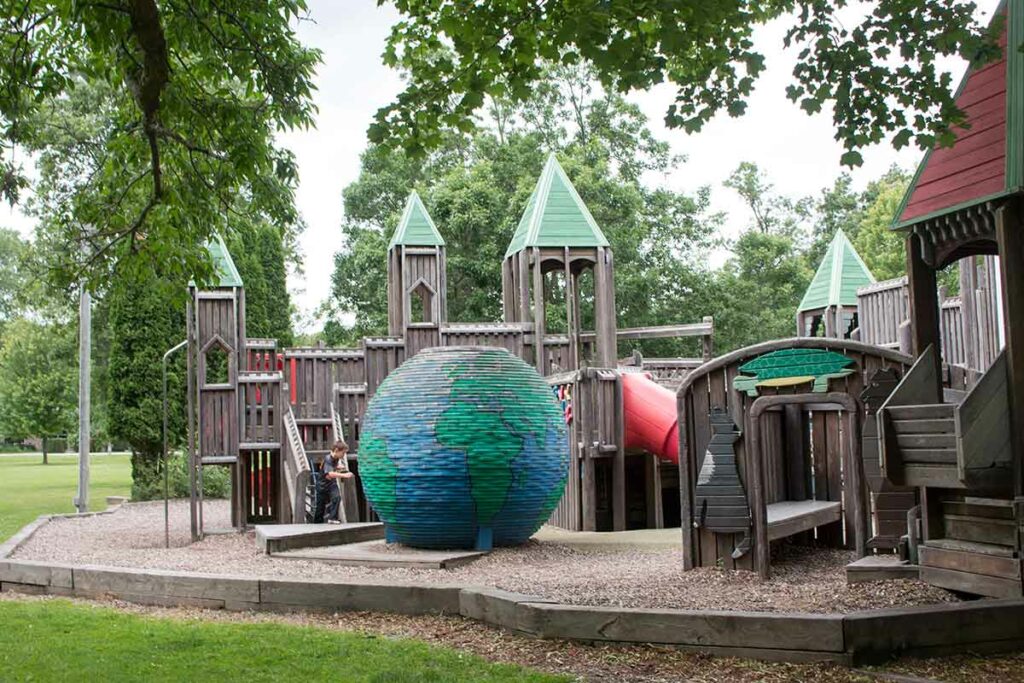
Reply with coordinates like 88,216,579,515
676,337,912,571
199,333,236,389
747,392,867,579
405,277,438,327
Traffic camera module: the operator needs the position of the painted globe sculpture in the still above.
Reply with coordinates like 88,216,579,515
358,346,569,550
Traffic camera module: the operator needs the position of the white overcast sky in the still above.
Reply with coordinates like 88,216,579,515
3,1,992,332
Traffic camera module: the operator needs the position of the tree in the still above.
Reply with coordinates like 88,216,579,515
0,229,28,330
330,69,720,358
853,170,912,281
227,221,294,346
724,162,812,238
2,4,317,291
0,318,77,464
107,276,185,499
374,1,1001,165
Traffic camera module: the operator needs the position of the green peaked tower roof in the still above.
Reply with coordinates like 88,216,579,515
388,191,445,249
207,234,243,288
798,230,874,313
505,153,610,258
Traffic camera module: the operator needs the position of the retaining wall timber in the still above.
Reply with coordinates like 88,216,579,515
4,515,1024,665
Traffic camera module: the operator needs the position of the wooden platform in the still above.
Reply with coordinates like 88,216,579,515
846,555,920,583
274,540,487,569
767,500,842,542
255,523,384,554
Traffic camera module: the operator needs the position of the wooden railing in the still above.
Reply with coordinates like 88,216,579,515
282,404,311,523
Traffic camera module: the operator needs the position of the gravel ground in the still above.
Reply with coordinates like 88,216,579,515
4,592,1024,683
14,500,962,614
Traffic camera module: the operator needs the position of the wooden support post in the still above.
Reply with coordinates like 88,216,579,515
518,250,530,328
593,248,617,367
579,374,597,531
501,257,515,323
645,454,664,529
678,394,695,568
613,375,626,531
702,315,714,361
906,232,943,403
532,247,546,373
564,247,579,371
996,198,1024,498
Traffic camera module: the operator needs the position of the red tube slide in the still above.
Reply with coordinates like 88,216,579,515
621,372,679,464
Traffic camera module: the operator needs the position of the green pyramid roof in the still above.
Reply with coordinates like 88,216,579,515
798,230,874,312
388,191,445,249
505,154,610,258
207,234,243,288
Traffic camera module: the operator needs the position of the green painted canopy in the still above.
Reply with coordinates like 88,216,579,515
505,153,610,258
389,191,445,249
798,230,874,313
207,234,243,288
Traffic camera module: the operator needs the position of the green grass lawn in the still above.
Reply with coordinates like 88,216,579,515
0,599,565,682
0,453,132,542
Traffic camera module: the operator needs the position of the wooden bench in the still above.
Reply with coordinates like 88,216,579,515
767,500,842,542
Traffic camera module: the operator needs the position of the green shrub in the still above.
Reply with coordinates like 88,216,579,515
130,452,229,501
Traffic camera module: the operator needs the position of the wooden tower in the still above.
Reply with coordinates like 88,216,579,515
501,153,617,372
387,191,448,357
187,235,247,538
880,0,1024,598
797,230,875,339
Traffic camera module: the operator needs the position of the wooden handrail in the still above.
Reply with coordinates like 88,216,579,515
282,404,311,522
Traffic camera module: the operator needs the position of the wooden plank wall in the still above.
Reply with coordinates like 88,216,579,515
858,258,1002,376
857,277,909,349
363,337,406,397
238,373,282,446
440,324,526,360
679,341,913,570
333,383,367,453
196,294,240,461
940,296,966,366
284,348,364,420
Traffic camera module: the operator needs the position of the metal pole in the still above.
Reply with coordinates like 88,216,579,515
74,286,91,513
163,340,188,549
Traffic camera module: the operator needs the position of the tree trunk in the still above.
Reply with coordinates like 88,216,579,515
42,436,48,465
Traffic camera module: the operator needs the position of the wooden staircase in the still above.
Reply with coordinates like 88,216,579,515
879,346,1012,492
918,497,1023,598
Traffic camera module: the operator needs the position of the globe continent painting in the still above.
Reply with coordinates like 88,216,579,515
358,346,569,550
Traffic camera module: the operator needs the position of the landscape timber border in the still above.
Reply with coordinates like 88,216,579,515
3,512,1024,666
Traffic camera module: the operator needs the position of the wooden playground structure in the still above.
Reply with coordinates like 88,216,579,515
183,3,1024,601
186,155,715,540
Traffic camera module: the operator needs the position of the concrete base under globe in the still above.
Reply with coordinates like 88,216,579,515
273,539,488,569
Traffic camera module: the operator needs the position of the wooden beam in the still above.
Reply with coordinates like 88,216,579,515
593,247,617,367
580,322,714,342
906,232,943,403
532,248,546,372
995,197,1024,497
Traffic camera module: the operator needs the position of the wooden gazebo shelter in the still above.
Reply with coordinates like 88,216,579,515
797,229,875,339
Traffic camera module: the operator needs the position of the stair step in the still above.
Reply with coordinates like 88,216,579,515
944,513,1018,546
895,433,956,449
924,538,1018,558
943,500,1015,520
892,418,956,434
901,447,958,464
887,404,956,420
964,496,1015,508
